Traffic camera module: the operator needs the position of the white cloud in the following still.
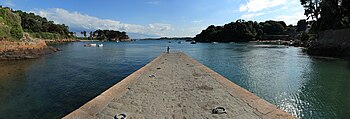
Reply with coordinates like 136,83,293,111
239,0,287,12
31,8,173,37
238,0,306,24
275,11,305,25
241,13,266,19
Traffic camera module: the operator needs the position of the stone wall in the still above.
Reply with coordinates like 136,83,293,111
318,29,350,46
307,28,350,58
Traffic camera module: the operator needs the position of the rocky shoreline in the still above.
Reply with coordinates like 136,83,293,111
0,40,60,61
306,43,350,59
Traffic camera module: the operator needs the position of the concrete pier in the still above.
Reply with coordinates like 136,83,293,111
64,52,295,119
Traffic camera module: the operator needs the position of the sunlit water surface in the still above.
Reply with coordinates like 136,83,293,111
0,40,349,118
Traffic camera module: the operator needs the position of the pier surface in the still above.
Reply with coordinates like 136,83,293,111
64,52,294,119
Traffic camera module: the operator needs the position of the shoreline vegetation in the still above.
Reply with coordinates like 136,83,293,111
193,19,311,49
193,0,350,59
0,6,73,61
78,29,131,42
0,6,130,60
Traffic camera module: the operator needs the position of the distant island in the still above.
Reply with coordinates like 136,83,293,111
77,30,131,42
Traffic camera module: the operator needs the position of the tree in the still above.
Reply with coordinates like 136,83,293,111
300,0,321,21
15,9,72,39
263,21,285,35
83,31,86,37
344,0,350,21
89,31,93,39
193,20,291,42
92,29,129,41
319,0,343,30
301,0,350,30
256,29,264,39
300,0,321,31
297,19,308,31
300,32,310,42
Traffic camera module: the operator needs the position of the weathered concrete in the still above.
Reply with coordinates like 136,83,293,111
64,52,295,119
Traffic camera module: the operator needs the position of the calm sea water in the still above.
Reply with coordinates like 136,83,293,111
0,40,349,118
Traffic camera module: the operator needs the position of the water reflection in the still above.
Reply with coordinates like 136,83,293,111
184,43,350,118
296,59,350,118
0,41,349,118
0,60,37,118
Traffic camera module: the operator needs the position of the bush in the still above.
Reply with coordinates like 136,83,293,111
29,32,63,40
300,32,310,42
0,8,23,41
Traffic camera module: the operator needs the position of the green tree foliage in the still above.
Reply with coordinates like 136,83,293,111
300,0,321,21
300,0,350,30
15,10,72,39
93,30,129,41
0,7,23,41
0,6,72,40
263,21,286,35
297,19,308,31
80,31,87,37
300,32,310,42
194,20,286,42
89,31,93,39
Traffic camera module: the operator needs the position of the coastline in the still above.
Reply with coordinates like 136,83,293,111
44,39,77,45
0,40,61,61
0,38,136,61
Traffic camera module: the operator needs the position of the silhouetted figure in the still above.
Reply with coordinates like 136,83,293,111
167,46,170,53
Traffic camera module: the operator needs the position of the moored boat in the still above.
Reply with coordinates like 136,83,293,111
190,40,196,44
84,43,103,47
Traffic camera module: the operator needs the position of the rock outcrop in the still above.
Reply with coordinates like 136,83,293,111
0,40,59,60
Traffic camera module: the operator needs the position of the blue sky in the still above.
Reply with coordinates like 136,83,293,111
1,0,306,38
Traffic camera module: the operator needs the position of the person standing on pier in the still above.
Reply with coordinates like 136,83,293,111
167,46,170,53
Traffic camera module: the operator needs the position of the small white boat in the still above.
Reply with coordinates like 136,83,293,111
84,43,103,47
